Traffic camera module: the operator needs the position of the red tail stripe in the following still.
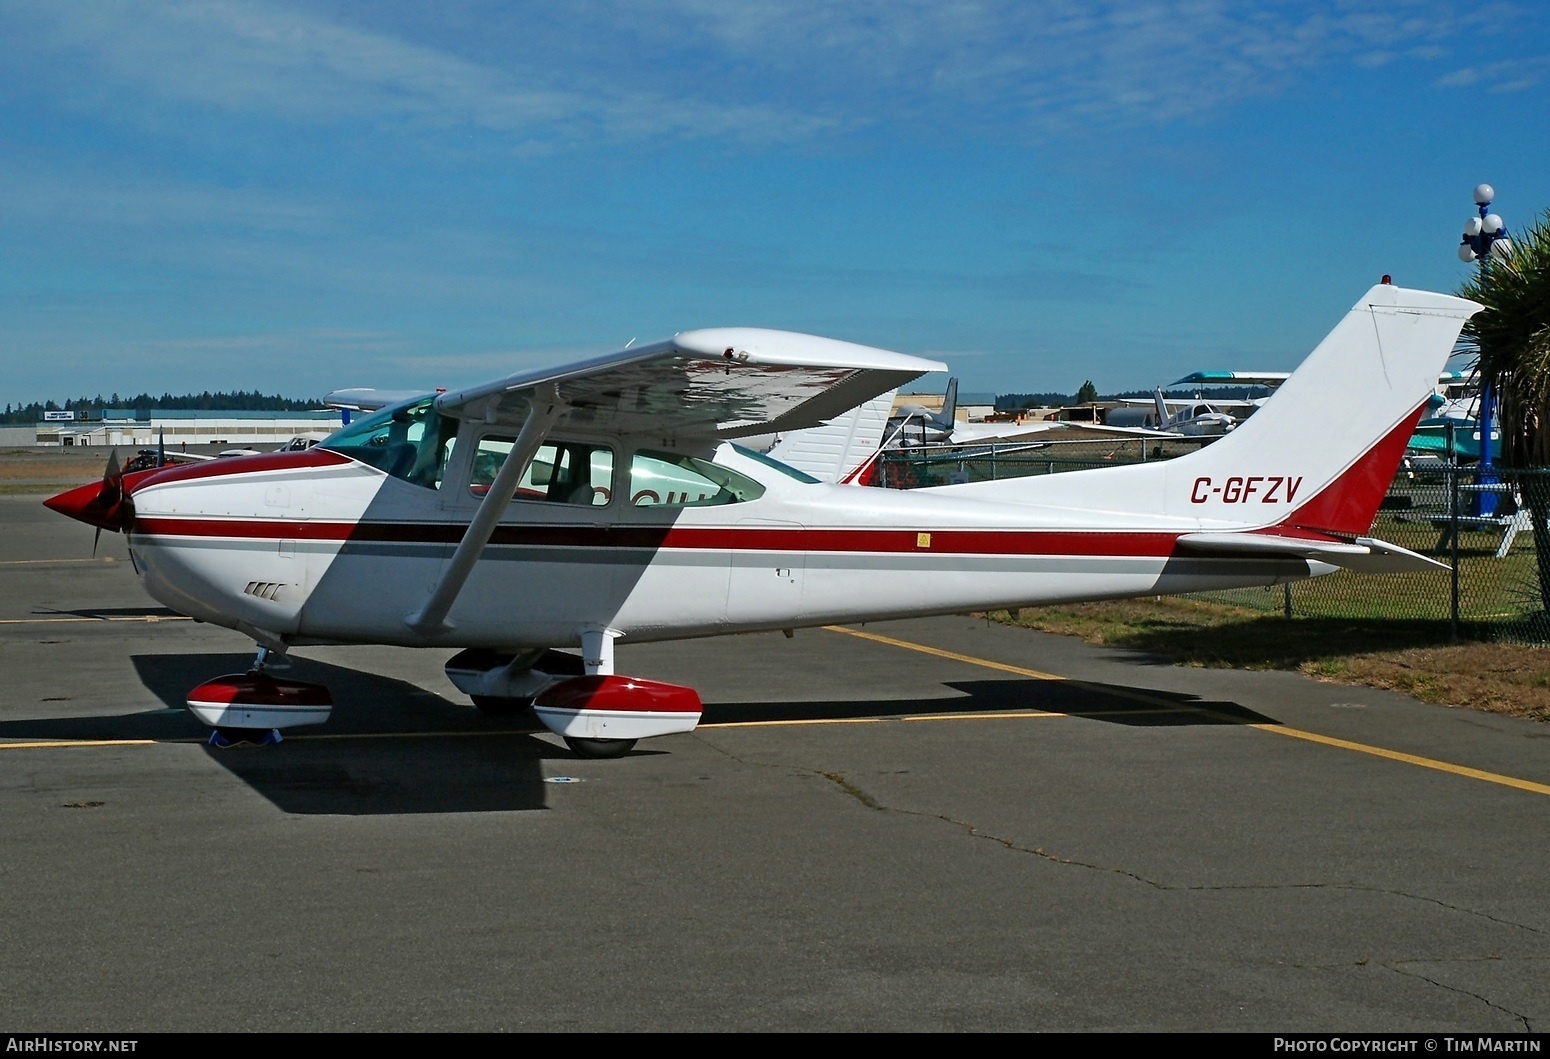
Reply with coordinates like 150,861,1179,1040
1277,403,1427,537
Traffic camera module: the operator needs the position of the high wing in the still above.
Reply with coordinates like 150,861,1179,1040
1169,371,1293,387
398,328,941,636
325,388,433,413
433,328,945,440
948,419,1200,443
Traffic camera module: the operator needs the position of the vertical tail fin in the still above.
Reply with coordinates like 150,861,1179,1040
937,377,958,430
938,284,1481,535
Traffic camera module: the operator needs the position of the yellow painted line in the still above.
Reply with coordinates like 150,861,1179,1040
704,711,1061,730
825,625,1068,681
903,711,1060,722
825,624,1200,715
704,717,882,729
1250,724,1550,797
0,728,540,751
825,625,1550,798
0,615,191,625
0,739,160,750
0,558,117,566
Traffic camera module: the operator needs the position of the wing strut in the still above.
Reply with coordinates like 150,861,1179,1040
405,390,566,635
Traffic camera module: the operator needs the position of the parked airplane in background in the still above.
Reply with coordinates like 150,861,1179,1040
46,283,1476,758
888,377,958,444
1102,389,1237,437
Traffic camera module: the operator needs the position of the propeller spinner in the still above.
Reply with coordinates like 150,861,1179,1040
43,449,134,534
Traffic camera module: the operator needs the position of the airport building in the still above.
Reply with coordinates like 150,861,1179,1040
30,408,344,448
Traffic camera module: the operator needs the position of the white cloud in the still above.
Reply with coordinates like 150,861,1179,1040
1434,52,1548,93
1489,76,1540,92
5,0,1527,149
6,0,839,149
1437,67,1483,87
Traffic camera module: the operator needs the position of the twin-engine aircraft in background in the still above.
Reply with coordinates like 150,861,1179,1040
47,283,1477,756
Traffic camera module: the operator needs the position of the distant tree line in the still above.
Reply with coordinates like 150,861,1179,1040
0,391,324,424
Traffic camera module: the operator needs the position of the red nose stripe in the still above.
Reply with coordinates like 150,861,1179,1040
43,479,125,532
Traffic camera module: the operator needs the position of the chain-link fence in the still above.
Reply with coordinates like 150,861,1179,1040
875,442,1550,643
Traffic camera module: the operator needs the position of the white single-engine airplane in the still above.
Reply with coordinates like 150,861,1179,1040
46,282,1475,756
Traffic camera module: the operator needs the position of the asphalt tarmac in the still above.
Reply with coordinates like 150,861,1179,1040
2,493,1548,1032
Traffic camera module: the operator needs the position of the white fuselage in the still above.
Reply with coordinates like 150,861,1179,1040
123,441,1313,653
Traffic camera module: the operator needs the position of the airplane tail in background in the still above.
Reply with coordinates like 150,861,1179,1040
938,283,1481,536
1152,388,1171,430
938,377,958,430
766,390,897,483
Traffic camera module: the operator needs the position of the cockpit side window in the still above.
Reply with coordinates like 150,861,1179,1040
628,450,765,507
470,437,615,506
320,396,458,490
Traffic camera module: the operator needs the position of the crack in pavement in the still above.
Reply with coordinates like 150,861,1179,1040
1386,963,1534,1032
692,735,1550,955
806,766,1550,937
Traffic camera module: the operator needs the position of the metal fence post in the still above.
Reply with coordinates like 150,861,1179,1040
1450,460,1460,643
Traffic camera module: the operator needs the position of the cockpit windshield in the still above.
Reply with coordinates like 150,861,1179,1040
320,395,459,490
731,444,821,484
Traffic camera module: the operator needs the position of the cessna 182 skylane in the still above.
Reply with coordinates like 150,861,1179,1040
46,282,1475,756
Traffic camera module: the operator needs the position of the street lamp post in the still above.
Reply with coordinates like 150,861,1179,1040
1459,183,1513,265
1458,184,1512,518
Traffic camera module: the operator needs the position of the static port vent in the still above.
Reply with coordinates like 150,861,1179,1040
243,581,286,601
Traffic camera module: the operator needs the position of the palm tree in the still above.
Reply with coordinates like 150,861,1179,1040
1457,208,1550,608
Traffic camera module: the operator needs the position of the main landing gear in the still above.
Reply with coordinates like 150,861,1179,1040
183,633,704,760
186,645,333,748
443,628,703,759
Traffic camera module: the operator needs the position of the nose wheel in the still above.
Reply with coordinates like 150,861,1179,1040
187,644,332,746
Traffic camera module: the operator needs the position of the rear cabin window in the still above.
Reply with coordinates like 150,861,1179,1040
471,438,615,506
320,396,458,490
628,450,764,507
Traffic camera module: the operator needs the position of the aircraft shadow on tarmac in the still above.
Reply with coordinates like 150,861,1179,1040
0,653,551,816
0,654,1272,817
699,678,1274,728
47,606,187,620
127,653,560,816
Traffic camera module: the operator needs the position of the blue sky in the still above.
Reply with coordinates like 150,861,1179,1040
3,1,1548,404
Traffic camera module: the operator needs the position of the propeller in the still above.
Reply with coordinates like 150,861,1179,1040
44,448,133,537
101,447,123,505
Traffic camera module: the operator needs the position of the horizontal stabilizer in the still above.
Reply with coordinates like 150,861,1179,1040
325,388,430,412
1175,532,1448,573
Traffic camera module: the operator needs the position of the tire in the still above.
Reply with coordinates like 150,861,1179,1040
563,736,637,759
470,695,533,717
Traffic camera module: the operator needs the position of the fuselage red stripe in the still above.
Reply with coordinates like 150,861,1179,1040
130,518,1186,557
